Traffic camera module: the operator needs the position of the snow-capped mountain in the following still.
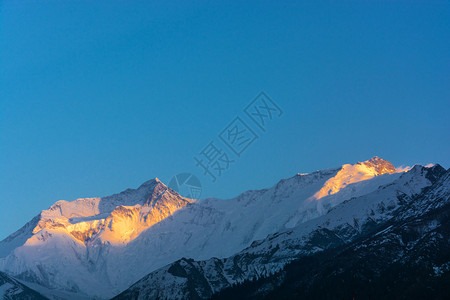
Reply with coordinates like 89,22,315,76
0,157,445,299
0,179,194,298
112,164,448,299
210,168,450,299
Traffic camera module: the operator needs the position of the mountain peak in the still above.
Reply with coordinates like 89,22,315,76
308,157,398,201
361,156,397,175
12,177,193,249
138,177,166,189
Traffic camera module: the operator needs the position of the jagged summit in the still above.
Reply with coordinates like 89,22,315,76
138,177,164,188
359,156,397,175
4,177,195,253
305,157,399,202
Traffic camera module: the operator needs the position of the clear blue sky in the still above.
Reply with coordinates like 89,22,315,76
1,1,449,240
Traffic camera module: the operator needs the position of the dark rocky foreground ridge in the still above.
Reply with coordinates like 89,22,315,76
0,271,48,300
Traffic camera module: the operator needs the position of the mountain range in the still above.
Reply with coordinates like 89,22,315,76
0,157,448,299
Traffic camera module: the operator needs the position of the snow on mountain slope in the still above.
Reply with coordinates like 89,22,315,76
309,156,397,200
0,179,194,298
103,157,404,292
0,157,405,299
33,178,194,245
247,164,446,258
112,165,447,300
0,216,40,259
285,157,403,227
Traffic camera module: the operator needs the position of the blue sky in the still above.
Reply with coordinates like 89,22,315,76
1,1,449,239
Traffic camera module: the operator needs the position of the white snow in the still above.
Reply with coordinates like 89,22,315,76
0,158,434,299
